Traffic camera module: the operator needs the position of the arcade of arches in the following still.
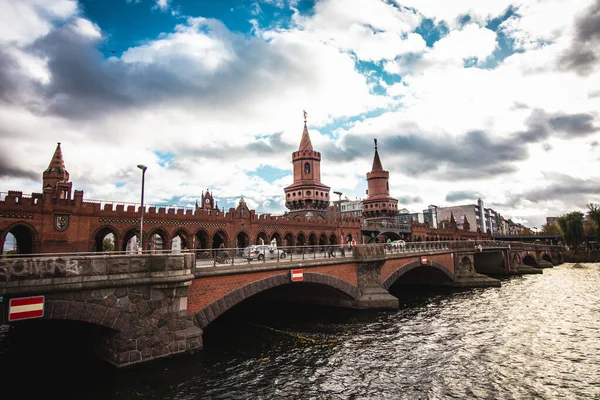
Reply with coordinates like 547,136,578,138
2,222,343,255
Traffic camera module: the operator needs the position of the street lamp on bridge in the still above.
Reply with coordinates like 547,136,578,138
137,164,147,252
333,191,343,244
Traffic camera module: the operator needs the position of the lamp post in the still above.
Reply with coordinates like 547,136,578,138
333,191,343,245
137,164,147,252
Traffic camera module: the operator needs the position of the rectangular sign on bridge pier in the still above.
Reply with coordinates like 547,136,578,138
8,296,45,321
290,269,303,282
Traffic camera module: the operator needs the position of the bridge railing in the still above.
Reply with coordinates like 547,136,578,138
191,244,356,268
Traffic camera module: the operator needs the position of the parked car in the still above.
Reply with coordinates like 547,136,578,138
389,240,406,250
243,245,287,261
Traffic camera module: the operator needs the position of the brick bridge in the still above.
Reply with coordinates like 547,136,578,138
0,241,563,368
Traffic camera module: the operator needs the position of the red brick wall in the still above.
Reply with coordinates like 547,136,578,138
187,262,359,314
380,253,455,283
0,190,362,254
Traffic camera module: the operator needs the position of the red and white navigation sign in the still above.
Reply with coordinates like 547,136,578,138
290,269,303,282
8,296,45,321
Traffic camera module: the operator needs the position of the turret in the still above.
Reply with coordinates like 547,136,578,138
42,142,72,200
362,138,398,220
284,111,331,217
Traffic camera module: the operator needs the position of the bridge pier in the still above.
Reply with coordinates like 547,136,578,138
0,253,203,368
452,252,501,287
95,282,203,368
352,260,399,309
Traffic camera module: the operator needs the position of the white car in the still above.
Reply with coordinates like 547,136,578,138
390,240,406,249
243,245,287,261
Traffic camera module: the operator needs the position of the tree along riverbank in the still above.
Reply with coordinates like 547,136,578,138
563,250,600,263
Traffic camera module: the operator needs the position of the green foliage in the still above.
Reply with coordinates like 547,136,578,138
557,211,584,250
102,237,115,252
541,222,562,236
588,203,600,242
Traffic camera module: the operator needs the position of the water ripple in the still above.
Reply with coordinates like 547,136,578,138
2,263,600,399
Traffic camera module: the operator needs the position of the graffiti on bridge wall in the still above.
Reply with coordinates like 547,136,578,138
0,258,81,282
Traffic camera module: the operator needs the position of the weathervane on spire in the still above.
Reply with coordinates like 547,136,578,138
374,138,378,150
303,110,307,123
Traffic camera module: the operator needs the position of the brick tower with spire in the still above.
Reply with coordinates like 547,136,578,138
43,142,73,200
284,111,331,218
362,138,398,223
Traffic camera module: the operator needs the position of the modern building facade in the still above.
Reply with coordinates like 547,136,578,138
435,199,486,233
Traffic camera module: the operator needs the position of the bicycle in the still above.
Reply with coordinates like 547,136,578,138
215,251,231,264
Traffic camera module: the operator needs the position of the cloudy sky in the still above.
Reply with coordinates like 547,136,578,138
1,0,599,229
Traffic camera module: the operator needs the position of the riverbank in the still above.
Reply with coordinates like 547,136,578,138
563,250,600,263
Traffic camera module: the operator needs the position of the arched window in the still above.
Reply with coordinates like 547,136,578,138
304,162,311,174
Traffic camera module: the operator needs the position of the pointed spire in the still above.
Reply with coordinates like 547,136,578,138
298,111,313,151
48,142,66,171
450,212,455,223
371,138,383,172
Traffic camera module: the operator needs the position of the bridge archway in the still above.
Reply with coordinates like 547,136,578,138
148,228,168,252
122,227,139,253
297,233,306,246
193,273,361,329
382,260,454,289
318,234,327,246
236,231,250,249
1,222,38,255
284,232,295,247
256,231,268,245
270,232,282,247
308,233,318,246
213,230,228,248
523,254,538,267
541,252,552,263
171,229,190,251
93,225,118,253
329,234,337,245
195,229,209,250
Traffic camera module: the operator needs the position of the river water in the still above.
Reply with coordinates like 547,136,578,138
1,263,599,399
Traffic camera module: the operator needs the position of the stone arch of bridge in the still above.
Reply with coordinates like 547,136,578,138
329,234,337,245
121,226,140,252
256,231,268,245
194,229,210,249
193,273,361,329
171,228,191,250
296,232,306,246
212,230,229,248
318,233,328,246
270,231,282,246
522,253,538,266
43,297,126,331
0,221,39,255
381,260,455,290
92,225,120,253
308,232,318,246
541,252,553,263
284,232,295,247
147,227,169,252
235,230,250,249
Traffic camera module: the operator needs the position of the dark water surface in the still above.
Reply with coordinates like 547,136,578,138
1,263,599,399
